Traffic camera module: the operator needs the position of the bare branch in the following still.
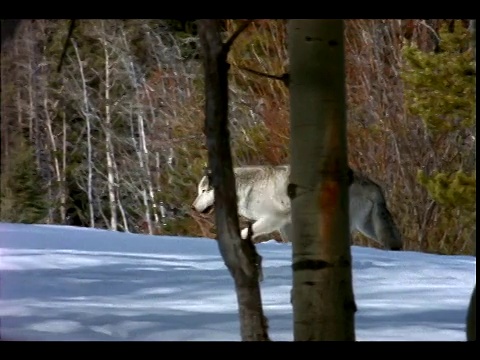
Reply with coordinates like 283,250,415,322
57,20,77,73
233,64,289,87
223,20,254,51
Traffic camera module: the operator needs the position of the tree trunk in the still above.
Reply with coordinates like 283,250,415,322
466,283,476,341
197,19,270,341
466,19,476,342
72,38,95,228
101,24,118,231
44,93,64,221
1,19,22,50
288,19,356,341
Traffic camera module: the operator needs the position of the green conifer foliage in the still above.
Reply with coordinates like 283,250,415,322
402,21,475,133
1,138,48,223
402,20,476,251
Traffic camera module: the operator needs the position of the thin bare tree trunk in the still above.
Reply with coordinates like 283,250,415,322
141,79,161,226
71,38,95,228
137,112,159,226
44,94,64,221
26,32,36,149
137,114,153,234
198,19,270,341
127,109,153,235
288,19,356,341
61,107,67,222
112,157,129,232
101,22,118,231
119,28,158,232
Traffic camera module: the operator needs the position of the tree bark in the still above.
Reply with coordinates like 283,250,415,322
101,23,118,231
71,38,95,228
466,283,476,341
288,19,356,341
1,19,22,50
197,19,270,341
466,19,476,342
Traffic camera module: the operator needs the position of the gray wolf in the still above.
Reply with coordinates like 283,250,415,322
192,165,402,250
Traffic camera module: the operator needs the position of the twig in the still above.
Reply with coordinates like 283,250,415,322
418,20,441,45
233,64,290,87
223,20,254,51
57,19,76,73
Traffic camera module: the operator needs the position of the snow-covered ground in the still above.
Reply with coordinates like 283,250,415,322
0,222,476,341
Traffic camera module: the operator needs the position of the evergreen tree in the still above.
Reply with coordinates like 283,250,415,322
402,20,476,252
1,137,48,223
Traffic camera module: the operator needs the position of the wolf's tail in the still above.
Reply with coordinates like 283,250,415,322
372,200,402,250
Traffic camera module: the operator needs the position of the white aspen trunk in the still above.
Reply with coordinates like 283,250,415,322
155,152,167,226
141,80,161,226
137,114,154,234
44,95,64,221
142,188,153,235
13,41,22,159
61,108,67,222
112,157,129,232
101,23,118,231
25,23,42,172
120,28,156,233
27,48,35,145
71,39,95,228
137,112,159,226
289,19,356,341
127,106,153,235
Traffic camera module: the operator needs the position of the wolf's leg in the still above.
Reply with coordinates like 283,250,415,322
371,202,402,250
350,199,375,239
240,217,282,241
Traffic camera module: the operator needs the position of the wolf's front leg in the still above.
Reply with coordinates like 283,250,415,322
240,217,278,241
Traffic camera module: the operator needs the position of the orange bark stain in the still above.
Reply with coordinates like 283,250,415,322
318,179,341,244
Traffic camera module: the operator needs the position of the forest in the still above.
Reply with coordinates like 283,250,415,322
0,19,475,255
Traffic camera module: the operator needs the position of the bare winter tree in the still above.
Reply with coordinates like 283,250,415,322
197,19,270,341
99,20,118,231
288,19,356,341
70,38,96,228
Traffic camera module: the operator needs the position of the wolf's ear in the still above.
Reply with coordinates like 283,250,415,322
199,174,210,188
203,167,213,185
203,167,212,177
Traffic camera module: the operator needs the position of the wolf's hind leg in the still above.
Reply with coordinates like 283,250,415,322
371,202,403,250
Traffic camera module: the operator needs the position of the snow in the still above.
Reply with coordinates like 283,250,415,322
0,222,476,341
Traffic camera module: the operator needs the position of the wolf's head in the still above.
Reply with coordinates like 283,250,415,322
192,175,215,214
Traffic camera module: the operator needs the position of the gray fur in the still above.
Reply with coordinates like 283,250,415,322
192,165,402,250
